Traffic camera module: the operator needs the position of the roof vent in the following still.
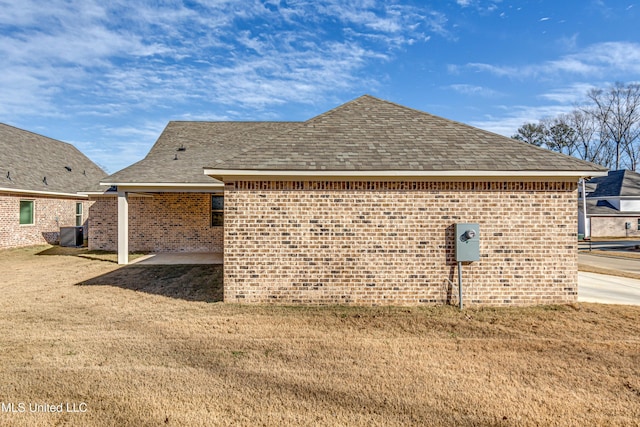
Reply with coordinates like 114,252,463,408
174,154,179,160
43,177,48,185
6,171,10,181
177,145,186,152
65,166,72,172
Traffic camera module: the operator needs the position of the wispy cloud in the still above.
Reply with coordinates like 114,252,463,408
467,41,640,79
0,0,445,118
448,84,503,98
0,0,452,170
469,104,579,137
538,83,597,104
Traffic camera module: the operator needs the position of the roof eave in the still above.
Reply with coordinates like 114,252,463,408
203,169,609,181
100,181,223,188
0,186,88,199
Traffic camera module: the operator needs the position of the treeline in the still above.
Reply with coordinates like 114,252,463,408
512,82,640,171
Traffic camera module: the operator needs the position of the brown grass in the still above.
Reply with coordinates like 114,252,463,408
1,245,639,426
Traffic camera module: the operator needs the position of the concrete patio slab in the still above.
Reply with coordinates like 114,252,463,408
132,252,223,265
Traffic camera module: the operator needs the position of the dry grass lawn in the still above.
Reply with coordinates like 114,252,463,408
1,245,639,426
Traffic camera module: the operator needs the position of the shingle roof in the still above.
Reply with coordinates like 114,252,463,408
207,95,607,172
104,95,606,186
104,121,296,184
579,199,640,216
587,169,640,198
0,123,106,195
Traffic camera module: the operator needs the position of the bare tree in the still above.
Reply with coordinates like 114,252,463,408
586,82,640,170
513,82,640,171
567,108,610,165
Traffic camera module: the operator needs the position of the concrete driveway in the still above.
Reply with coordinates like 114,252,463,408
578,271,640,306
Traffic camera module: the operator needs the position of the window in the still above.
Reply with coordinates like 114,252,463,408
211,195,224,227
76,202,83,227
637,218,640,231
19,200,34,225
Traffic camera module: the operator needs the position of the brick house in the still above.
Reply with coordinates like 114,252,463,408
579,169,640,238
0,123,106,249
92,96,607,306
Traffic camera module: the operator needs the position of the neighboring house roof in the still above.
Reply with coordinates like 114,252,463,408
0,123,106,197
578,199,640,216
103,95,606,187
587,169,640,198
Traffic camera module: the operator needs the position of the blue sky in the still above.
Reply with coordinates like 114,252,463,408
1,0,638,173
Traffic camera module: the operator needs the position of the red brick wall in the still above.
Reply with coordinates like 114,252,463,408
223,181,578,307
0,193,90,249
88,193,223,252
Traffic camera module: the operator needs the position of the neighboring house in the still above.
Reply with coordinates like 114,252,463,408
90,95,606,306
579,170,640,238
0,123,106,249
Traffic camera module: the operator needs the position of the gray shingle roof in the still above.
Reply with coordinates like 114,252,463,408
104,95,606,186
579,199,640,216
0,123,106,195
588,169,640,198
208,95,607,172
105,121,296,184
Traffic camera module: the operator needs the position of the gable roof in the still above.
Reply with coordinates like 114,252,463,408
587,169,640,198
104,95,606,187
0,123,106,196
206,95,607,175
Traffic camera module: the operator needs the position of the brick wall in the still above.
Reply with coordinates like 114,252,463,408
88,193,223,252
591,216,640,237
0,193,90,249
223,181,578,307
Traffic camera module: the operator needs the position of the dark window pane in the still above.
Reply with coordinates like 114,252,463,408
20,200,33,225
211,195,224,210
211,212,224,227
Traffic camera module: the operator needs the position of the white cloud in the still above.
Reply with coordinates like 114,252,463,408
0,0,446,121
467,41,640,79
0,0,455,171
469,104,579,137
538,83,597,104
448,84,502,98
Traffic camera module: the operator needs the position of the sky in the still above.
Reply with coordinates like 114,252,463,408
1,0,639,173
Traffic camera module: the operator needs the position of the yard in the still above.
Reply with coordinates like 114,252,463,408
0,245,639,426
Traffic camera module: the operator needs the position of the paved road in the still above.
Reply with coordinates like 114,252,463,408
578,271,640,306
578,240,640,251
578,253,640,274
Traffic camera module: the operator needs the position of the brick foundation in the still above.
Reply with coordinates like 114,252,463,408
0,193,90,249
88,193,223,252
223,180,578,306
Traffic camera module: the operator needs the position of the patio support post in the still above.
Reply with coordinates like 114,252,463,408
117,190,129,265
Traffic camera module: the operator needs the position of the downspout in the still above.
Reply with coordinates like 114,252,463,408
581,178,589,240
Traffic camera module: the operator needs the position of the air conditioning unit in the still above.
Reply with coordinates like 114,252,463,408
60,226,83,247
